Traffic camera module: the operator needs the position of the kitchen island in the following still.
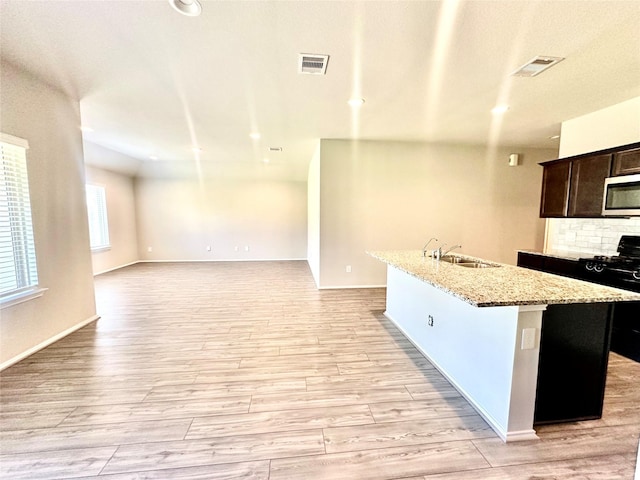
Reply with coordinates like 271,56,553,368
368,250,640,442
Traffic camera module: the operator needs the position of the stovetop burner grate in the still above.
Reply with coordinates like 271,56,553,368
578,236,640,286
580,236,640,266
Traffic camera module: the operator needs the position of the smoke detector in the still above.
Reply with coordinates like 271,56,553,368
298,54,329,75
511,56,564,77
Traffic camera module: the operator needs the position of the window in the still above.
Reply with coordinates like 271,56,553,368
85,184,110,251
0,133,40,304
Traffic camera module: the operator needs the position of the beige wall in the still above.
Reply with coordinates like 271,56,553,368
85,157,139,274
135,177,307,261
1,61,96,368
317,139,552,288
307,144,321,285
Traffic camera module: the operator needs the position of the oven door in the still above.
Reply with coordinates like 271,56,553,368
602,174,640,216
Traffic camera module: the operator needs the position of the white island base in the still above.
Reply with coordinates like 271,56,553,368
384,265,546,442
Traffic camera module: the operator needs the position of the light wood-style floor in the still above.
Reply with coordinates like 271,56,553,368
1,261,639,479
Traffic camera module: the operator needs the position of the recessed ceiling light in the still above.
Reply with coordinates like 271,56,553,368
491,105,509,115
549,135,560,140
348,98,365,108
168,0,202,17
80,126,94,133
249,132,261,140
262,158,270,164
191,147,202,153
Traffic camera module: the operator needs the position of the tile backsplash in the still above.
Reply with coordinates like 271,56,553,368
547,217,640,255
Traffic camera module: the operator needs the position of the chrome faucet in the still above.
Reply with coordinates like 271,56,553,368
441,244,462,258
422,237,438,257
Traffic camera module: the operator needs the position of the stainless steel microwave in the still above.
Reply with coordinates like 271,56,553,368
602,174,640,216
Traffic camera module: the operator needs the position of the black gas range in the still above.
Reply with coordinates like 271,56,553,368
579,235,640,291
579,235,640,362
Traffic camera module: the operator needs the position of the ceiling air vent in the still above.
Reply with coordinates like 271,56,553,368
268,147,283,152
511,56,565,77
298,54,329,75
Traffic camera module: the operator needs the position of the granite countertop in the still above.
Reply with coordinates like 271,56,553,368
368,250,640,308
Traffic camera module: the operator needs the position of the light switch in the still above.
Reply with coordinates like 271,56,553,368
521,328,538,350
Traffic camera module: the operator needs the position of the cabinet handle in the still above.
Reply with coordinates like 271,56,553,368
428,315,434,327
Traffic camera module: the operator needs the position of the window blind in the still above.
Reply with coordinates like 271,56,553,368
85,184,110,250
0,134,39,297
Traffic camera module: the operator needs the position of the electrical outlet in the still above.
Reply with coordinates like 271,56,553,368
147,246,153,253
346,265,352,273
245,245,250,252
521,328,538,350
206,246,211,252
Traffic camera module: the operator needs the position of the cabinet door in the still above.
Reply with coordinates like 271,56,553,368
612,147,640,176
540,161,571,217
568,154,612,217
516,252,545,271
517,253,581,279
534,303,612,424
544,256,581,279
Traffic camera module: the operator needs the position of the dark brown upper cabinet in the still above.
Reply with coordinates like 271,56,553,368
540,161,571,217
612,147,640,176
568,154,612,217
540,154,611,218
539,141,640,218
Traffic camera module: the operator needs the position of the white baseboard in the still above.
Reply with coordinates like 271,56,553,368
138,258,307,263
502,429,540,442
0,315,100,371
319,284,387,290
94,261,140,276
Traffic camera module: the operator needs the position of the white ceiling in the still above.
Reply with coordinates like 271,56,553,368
1,0,639,181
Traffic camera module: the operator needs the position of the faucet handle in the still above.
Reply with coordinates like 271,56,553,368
422,237,438,256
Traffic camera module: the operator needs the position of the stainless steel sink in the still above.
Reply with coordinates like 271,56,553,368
437,255,500,268
456,262,499,268
440,256,466,264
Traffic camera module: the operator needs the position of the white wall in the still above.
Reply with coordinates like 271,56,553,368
307,144,321,285
317,140,552,288
135,177,307,261
84,156,139,274
547,97,640,254
1,61,97,368
559,97,640,157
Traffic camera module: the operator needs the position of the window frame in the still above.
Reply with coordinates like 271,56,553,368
0,132,46,309
85,183,111,252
